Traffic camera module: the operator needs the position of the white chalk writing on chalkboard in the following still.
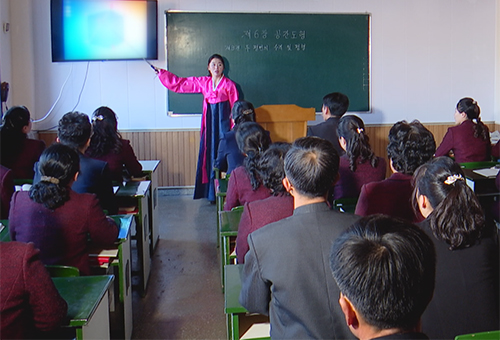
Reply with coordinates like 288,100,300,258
241,30,306,40
224,44,306,52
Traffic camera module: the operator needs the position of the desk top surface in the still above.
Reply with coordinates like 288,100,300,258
139,160,160,172
224,264,247,314
0,220,9,242
53,275,113,327
116,180,151,197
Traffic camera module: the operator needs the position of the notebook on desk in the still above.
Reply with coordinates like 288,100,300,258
472,167,500,178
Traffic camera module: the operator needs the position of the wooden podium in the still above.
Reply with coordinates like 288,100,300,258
255,104,316,143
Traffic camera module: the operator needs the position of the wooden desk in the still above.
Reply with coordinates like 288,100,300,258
116,180,151,296
224,265,270,340
139,160,161,255
463,168,499,196
219,208,243,290
89,215,134,340
53,275,114,340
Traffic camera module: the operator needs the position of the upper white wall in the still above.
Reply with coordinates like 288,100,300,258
1,0,499,131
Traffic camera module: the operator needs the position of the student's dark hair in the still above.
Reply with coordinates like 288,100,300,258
57,112,92,150
87,106,122,157
330,214,436,331
236,122,271,190
323,92,349,117
232,100,256,126
456,97,489,141
412,156,484,250
0,106,31,162
257,142,292,196
29,143,80,210
387,120,436,175
337,115,378,172
284,136,339,198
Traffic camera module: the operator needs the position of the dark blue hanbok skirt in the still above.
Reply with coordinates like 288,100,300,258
193,101,231,201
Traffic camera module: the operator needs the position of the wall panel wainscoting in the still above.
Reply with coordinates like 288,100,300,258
38,122,497,187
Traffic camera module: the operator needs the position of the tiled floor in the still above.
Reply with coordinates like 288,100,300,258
131,191,226,340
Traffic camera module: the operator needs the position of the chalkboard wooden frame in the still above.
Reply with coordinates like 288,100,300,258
165,11,371,115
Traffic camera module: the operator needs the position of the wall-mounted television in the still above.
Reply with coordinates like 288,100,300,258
51,0,158,62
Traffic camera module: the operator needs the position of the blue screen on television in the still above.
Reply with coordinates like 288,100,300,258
51,0,158,62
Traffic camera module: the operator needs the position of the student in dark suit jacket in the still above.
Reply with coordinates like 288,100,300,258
355,120,436,222
10,144,119,275
330,215,436,340
86,106,143,183
240,137,360,340
306,92,349,156
236,142,293,264
215,100,256,175
0,164,14,219
0,242,68,339
435,97,491,163
35,111,118,214
224,122,271,210
333,115,386,201
0,106,45,180
414,157,500,339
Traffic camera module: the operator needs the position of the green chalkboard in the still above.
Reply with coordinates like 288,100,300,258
166,12,370,114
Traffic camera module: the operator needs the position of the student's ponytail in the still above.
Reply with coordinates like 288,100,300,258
236,122,271,190
337,115,378,172
456,97,489,141
29,144,79,210
413,157,484,250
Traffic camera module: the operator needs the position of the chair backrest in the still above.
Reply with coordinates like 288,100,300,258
455,330,500,340
220,206,244,233
333,197,359,214
45,265,80,277
459,161,499,169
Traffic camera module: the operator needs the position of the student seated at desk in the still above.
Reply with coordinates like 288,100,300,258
214,100,256,176
413,156,500,338
239,137,360,339
306,92,349,156
0,164,14,219
10,144,119,275
86,106,143,183
224,122,271,210
236,142,293,264
355,120,435,223
35,111,118,214
0,241,67,339
0,106,45,180
332,115,386,201
330,215,436,340
435,97,491,163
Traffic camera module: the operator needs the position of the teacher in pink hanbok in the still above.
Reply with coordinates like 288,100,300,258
155,54,239,201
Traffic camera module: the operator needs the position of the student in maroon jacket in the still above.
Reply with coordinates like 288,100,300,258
0,106,45,180
86,106,143,183
355,120,435,222
0,241,67,339
435,97,491,163
333,115,386,201
0,164,14,219
9,144,119,275
236,142,293,264
224,122,271,210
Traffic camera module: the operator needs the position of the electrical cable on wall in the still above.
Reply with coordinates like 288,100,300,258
32,63,74,124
